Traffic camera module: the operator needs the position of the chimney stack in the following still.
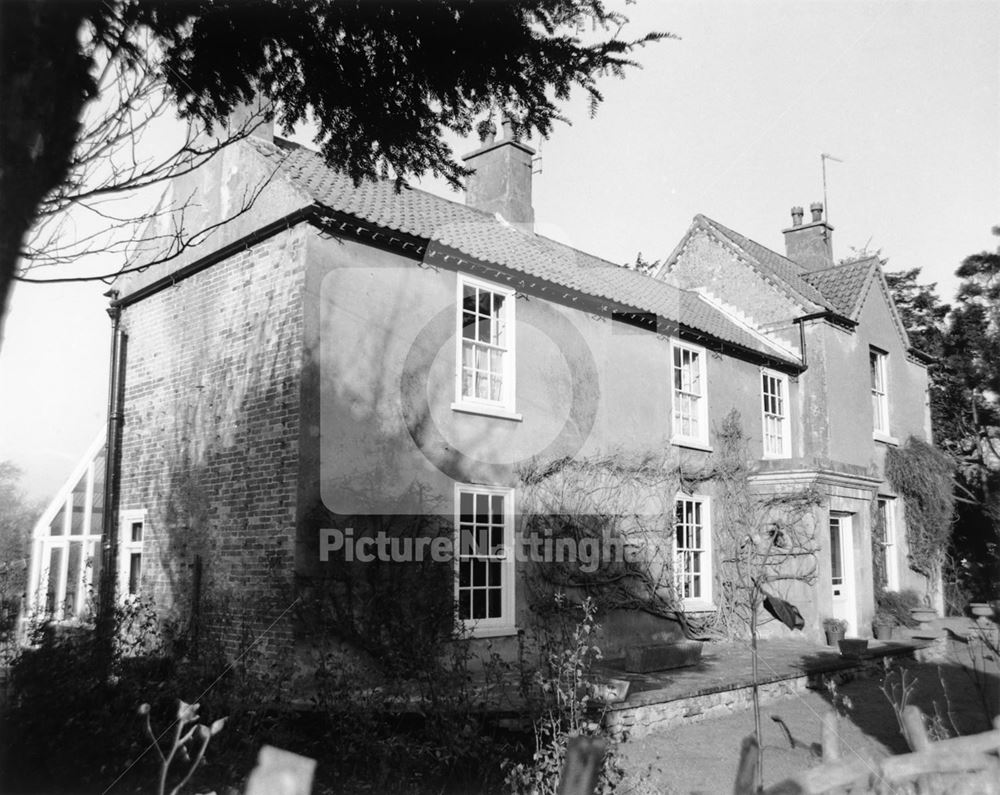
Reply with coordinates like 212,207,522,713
782,201,833,271
462,117,535,230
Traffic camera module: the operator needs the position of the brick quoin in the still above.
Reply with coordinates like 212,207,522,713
116,226,306,661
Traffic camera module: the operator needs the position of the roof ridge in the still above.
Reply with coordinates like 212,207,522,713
699,215,805,272
255,135,501,222
245,137,801,365
804,256,879,277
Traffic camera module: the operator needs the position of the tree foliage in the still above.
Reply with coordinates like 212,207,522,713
0,462,41,630
0,0,669,325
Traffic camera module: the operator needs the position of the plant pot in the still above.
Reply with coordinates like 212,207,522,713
873,623,894,640
838,638,868,658
910,607,937,623
969,602,993,618
824,629,846,647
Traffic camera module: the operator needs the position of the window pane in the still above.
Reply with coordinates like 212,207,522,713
472,558,486,587
487,561,501,587
50,504,66,536
65,542,83,615
488,588,501,618
829,518,843,583
472,589,486,619
131,521,143,543
128,553,142,595
70,480,88,535
46,546,63,614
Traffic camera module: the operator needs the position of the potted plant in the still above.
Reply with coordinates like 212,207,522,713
823,617,847,646
838,637,869,658
872,611,896,640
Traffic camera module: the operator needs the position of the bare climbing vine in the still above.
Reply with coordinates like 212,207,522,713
708,411,822,640
517,411,823,642
517,449,711,635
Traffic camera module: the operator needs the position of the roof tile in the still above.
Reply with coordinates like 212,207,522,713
251,138,799,364
802,258,879,319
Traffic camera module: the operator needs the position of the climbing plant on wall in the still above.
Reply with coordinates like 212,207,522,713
516,450,711,636
885,436,955,603
711,411,822,641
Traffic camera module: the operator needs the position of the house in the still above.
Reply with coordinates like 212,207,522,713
24,117,936,663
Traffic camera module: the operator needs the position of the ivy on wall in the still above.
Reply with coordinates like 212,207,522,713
885,436,955,601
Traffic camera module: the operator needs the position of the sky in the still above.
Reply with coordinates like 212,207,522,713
1,0,997,502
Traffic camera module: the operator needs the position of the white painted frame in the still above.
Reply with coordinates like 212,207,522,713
25,432,105,623
673,494,713,610
760,368,791,458
118,509,147,601
829,512,858,635
878,497,900,591
870,347,890,436
670,339,710,448
452,274,520,421
454,483,516,637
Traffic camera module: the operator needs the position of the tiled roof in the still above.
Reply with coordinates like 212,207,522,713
250,138,799,365
695,216,834,311
802,257,880,319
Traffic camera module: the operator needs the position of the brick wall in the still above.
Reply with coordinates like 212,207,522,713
116,225,307,660
669,228,805,344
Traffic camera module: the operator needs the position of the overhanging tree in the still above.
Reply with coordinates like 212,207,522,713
0,0,669,328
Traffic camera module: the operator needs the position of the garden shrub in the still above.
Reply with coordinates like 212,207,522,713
876,589,922,628
505,596,624,795
0,597,170,793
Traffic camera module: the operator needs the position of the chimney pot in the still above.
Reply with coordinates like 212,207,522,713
783,201,834,271
501,117,515,140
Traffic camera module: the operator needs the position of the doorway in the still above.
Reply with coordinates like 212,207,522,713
829,512,858,635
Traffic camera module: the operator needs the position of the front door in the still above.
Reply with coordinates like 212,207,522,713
829,513,857,634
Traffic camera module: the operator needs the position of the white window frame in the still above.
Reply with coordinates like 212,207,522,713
452,275,520,420
454,483,516,637
119,509,147,601
877,497,900,591
27,452,103,623
761,368,791,458
670,340,710,448
673,494,713,610
870,347,890,436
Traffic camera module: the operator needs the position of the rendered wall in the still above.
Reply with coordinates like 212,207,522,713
299,230,802,658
